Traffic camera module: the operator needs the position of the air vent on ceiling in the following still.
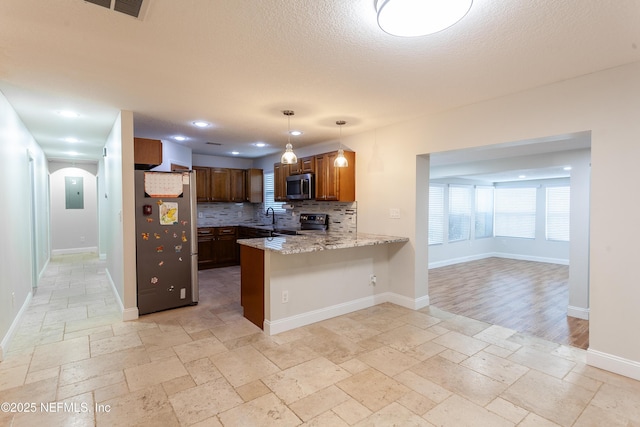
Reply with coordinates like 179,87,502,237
85,0,146,19
206,142,222,146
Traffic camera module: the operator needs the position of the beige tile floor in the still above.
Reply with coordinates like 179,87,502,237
1,253,640,426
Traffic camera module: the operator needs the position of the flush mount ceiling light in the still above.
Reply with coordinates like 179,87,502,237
280,110,298,165
290,130,303,136
192,121,210,128
334,121,348,168
375,0,472,37
174,136,187,141
58,110,80,118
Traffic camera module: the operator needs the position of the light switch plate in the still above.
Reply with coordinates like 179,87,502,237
390,208,400,219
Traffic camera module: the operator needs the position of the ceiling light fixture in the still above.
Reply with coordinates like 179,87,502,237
192,121,210,128
334,120,348,168
64,137,79,143
280,110,298,165
231,151,240,155
174,136,186,141
375,0,473,37
563,166,572,171
289,130,303,136
58,110,80,118
254,142,267,148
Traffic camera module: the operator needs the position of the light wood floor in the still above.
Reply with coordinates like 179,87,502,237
428,257,589,349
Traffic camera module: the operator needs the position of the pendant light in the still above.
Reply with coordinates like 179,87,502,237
280,110,298,165
334,120,348,168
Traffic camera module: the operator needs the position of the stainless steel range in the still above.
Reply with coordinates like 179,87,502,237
299,213,329,231
272,213,329,236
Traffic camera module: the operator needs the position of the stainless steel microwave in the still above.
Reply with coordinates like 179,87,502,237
286,173,315,200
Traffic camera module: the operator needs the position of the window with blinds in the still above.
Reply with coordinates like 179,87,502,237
263,172,285,213
428,184,444,245
494,187,537,238
448,185,472,242
475,186,494,239
546,186,570,241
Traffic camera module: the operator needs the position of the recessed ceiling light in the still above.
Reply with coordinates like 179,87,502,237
64,137,79,143
231,151,240,155
254,142,267,148
192,121,210,128
289,130,302,136
174,136,187,141
563,166,572,171
518,175,527,179
58,110,80,118
67,151,79,156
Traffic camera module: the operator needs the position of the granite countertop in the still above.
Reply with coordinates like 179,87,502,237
237,232,409,255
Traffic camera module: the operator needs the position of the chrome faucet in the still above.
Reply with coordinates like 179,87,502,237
265,207,275,225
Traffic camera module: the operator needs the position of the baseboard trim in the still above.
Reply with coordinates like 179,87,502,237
0,291,33,362
264,292,427,335
386,292,430,310
51,247,98,256
429,252,569,269
429,253,493,269
493,252,569,265
265,295,380,335
105,268,139,322
587,348,640,381
567,305,590,320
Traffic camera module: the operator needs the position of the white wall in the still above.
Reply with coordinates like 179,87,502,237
102,110,138,320
152,139,192,171
342,61,640,380
0,91,50,360
192,153,254,169
49,164,98,254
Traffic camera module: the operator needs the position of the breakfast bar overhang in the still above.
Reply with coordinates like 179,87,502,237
238,233,410,335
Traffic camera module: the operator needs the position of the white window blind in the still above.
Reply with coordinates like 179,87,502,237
475,186,494,239
546,186,570,241
428,185,444,245
263,172,285,213
448,185,472,242
494,187,537,238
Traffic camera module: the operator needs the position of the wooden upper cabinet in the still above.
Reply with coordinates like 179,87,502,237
210,168,231,201
230,169,246,202
300,156,315,173
274,162,288,201
246,169,264,203
315,151,356,202
288,159,302,175
192,166,211,202
134,137,162,169
192,167,263,203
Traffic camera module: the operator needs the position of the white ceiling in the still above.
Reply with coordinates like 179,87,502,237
1,0,639,162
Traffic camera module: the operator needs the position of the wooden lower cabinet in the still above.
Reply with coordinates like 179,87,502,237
197,227,239,269
240,245,264,329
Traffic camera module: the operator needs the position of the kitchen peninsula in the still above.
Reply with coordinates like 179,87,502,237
238,232,409,335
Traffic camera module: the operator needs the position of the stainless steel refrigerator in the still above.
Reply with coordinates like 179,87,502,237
135,170,198,315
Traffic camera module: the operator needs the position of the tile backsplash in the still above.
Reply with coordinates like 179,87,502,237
273,201,357,234
197,201,357,233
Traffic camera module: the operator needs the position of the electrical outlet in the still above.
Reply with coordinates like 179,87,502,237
282,290,289,303
389,208,400,219
370,274,377,286
198,212,203,218
237,211,242,218
80,236,85,243
11,292,15,308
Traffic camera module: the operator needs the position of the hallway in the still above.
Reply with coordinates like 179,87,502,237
1,254,639,426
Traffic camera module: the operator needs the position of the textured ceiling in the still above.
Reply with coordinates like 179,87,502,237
0,0,639,162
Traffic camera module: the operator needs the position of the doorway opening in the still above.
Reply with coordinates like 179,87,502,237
425,132,591,349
